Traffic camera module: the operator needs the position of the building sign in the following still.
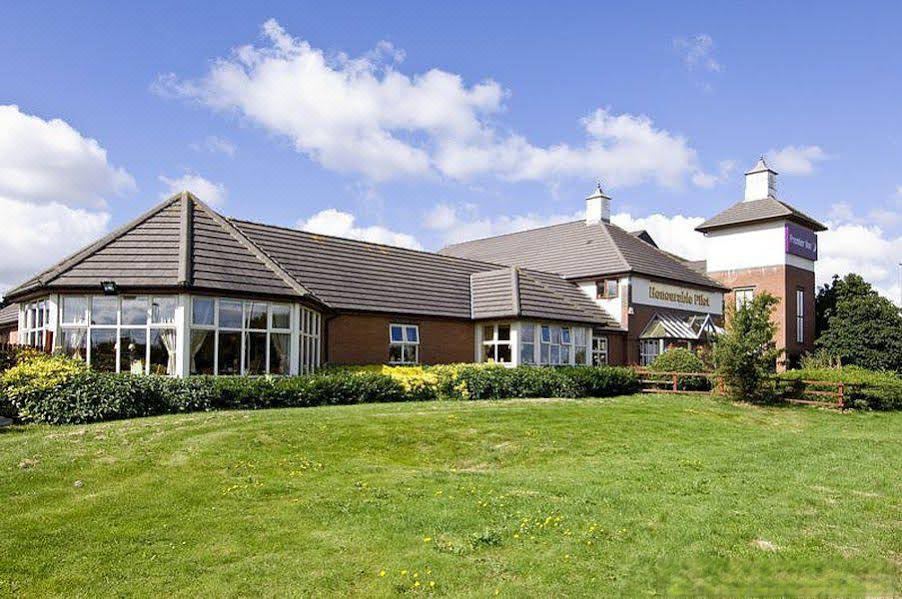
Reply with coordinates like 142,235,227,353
631,278,722,315
785,223,818,260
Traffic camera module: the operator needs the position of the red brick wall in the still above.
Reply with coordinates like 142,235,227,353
0,326,16,345
707,264,816,366
326,313,475,365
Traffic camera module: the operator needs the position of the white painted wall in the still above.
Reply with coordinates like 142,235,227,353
577,277,628,326
705,220,815,273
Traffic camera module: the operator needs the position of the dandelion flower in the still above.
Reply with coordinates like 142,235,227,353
379,570,386,577
423,536,432,543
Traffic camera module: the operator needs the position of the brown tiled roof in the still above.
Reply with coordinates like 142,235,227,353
440,220,727,290
470,267,621,327
3,195,622,327
0,303,17,326
695,198,827,233
4,193,301,300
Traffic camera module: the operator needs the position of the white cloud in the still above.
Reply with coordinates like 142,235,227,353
156,19,714,189
0,198,110,292
674,34,722,73
691,160,736,189
610,212,707,259
159,172,227,207
191,135,236,156
766,145,829,175
297,208,423,250
0,105,134,295
0,105,135,209
425,203,580,246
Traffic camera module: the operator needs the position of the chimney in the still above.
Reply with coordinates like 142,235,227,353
744,157,778,202
585,183,611,224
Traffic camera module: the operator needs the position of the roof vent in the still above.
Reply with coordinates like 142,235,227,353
744,157,778,202
585,183,611,224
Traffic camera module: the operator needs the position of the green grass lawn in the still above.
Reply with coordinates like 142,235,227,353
1,396,900,597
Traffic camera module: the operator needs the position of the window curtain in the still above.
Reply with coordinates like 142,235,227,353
190,330,209,373
161,329,177,375
71,328,87,361
271,333,290,374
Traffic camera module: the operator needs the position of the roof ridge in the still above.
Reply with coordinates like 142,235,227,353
606,222,728,290
192,196,313,300
230,216,509,271
6,194,183,296
599,222,632,273
440,219,582,251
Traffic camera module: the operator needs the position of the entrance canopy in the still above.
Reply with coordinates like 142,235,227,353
639,311,723,340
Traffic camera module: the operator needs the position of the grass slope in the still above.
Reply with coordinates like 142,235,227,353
1,396,900,597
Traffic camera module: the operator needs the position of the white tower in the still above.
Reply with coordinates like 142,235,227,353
744,157,778,202
585,183,611,224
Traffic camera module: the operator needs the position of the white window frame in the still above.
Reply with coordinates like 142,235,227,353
189,296,296,376
735,287,755,309
592,333,608,366
299,306,322,375
481,323,512,364
57,294,178,375
639,339,663,367
796,288,804,344
389,323,420,365
20,298,50,348
596,279,619,300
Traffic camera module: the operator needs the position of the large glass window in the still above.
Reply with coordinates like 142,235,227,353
573,328,588,365
735,287,755,309
520,323,536,365
592,333,608,366
59,295,177,375
796,288,804,344
640,339,662,366
299,307,321,375
20,298,51,348
190,297,302,375
482,324,512,364
389,324,420,365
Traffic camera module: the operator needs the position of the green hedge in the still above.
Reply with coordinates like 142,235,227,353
648,349,711,391
1,355,640,425
778,366,902,411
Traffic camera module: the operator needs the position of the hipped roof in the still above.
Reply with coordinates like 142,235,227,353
695,198,827,233
3,193,622,327
440,220,727,291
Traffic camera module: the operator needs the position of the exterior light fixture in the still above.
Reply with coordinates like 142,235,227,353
100,281,118,295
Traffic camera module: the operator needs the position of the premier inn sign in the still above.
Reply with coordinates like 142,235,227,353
631,277,723,315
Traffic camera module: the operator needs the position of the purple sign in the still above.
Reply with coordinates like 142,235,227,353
785,223,818,260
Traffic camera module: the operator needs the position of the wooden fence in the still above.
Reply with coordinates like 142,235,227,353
632,368,848,409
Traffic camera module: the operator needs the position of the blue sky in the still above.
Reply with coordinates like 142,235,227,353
1,1,900,300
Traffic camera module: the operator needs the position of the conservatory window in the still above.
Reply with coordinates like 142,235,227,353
482,324,512,364
20,298,50,348
190,297,299,375
520,323,536,365
299,307,321,374
592,334,608,366
639,339,663,367
389,324,420,365
59,295,177,375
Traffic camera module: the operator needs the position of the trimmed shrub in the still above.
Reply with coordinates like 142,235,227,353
649,348,711,391
3,352,642,425
558,366,641,397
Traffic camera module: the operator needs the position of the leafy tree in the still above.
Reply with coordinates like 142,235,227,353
713,292,782,403
815,274,902,373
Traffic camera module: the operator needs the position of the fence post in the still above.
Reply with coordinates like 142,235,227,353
837,382,844,410
672,373,678,392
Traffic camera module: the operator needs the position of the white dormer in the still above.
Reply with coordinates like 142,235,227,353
585,184,611,224
744,157,778,202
